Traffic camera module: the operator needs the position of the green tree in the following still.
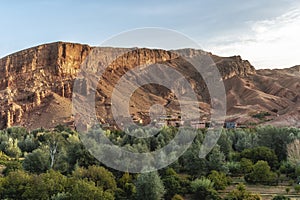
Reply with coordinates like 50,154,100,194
207,145,228,174
190,177,220,200
66,142,99,170
22,147,50,173
241,146,278,169
230,129,258,152
227,161,241,175
18,134,37,153
240,158,253,174
179,136,208,177
208,170,231,190
73,165,117,191
67,178,114,200
162,168,182,199
43,132,65,169
279,161,295,178
3,161,22,175
1,170,32,200
22,170,68,199
217,131,232,159
257,126,296,161
117,172,136,200
245,161,278,185
135,171,165,200
53,147,69,174
285,187,290,194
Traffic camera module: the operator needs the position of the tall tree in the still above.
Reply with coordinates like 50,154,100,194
135,171,165,200
207,145,228,174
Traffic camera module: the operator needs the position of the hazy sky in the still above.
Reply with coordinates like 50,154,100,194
1,0,300,69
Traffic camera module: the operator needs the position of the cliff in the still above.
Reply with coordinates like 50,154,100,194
0,42,297,130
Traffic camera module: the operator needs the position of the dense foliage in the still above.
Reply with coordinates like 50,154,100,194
0,125,299,199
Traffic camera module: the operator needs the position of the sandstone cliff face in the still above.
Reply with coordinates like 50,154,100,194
0,42,296,130
173,49,256,79
213,55,256,79
0,42,91,129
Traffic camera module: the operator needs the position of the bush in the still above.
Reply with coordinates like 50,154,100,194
172,194,184,200
240,158,253,174
3,161,22,175
190,177,220,200
225,183,262,200
73,165,117,191
0,170,32,199
272,195,291,200
18,135,37,153
279,161,295,178
208,170,231,190
162,174,182,199
227,162,241,175
67,178,114,200
252,112,270,120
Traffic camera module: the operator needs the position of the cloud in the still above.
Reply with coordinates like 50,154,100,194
206,8,300,69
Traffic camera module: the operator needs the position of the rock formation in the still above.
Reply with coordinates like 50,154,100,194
0,42,298,130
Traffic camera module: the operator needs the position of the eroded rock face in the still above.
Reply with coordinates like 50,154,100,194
214,55,256,79
0,42,91,128
2,42,294,130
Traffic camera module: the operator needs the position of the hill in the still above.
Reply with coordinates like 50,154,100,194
0,42,299,129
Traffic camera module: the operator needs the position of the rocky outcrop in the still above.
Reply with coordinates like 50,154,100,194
214,55,256,79
0,42,91,128
0,42,296,130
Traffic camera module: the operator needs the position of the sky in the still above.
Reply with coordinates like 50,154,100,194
1,0,300,69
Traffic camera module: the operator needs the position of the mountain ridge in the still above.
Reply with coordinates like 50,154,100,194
0,42,298,130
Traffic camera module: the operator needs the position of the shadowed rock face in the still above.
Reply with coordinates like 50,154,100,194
0,42,298,130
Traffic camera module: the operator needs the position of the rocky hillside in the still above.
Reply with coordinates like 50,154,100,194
0,42,298,130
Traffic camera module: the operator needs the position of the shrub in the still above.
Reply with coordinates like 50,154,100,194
3,161,22,175
225,183,262,200
240,158,253,174
252,112,270,120
227,161,241,175
208,170,231,190
272,195,291,200
190,177,220,200
171,194,184,200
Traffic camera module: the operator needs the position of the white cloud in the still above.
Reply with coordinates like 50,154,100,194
206,9,300,69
